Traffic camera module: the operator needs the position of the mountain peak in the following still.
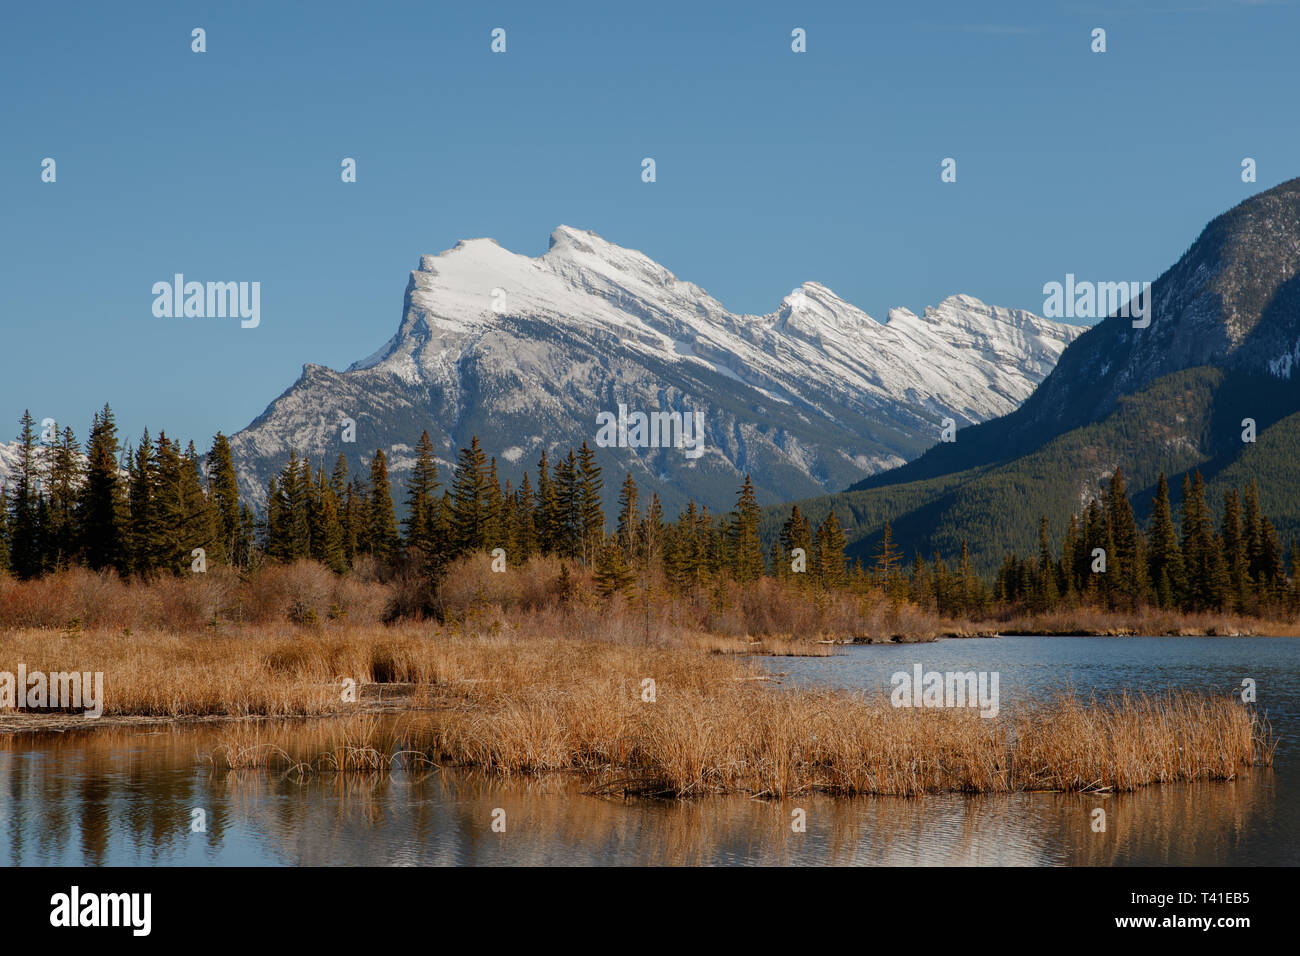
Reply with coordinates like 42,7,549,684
547,224,605,252
229,226,1083,515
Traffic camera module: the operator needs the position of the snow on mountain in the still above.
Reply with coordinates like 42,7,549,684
226,226,1084,515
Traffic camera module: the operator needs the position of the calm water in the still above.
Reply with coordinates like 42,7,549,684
1,636,1295,866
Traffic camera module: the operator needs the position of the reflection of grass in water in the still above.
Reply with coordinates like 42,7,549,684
207,716,440,777
209,764,1280,866
13,718,1267,866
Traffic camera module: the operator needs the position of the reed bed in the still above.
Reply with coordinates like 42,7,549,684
2,614,1272,797
173,629,1272,798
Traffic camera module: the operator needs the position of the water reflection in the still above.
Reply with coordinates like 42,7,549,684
0,718,1291,866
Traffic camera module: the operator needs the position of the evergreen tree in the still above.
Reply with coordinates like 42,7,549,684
1105,467,1143,608
814,510,847,588
206,432,240,565
908,553,933,608
1146,472,1183,608
513,472,539,561
449,436,489,556
1180,471,1213,610
552,450,581,560
309,466,347,573
1061,513,1081,598
43,426,81,570
484,457,508,552
237,502,258,568
127,430,159,575
534,449,557,555
0,483,10,574
77,404,126,572
593,539,635,596
873,521,902,590
1222,489,1248,612
402,430,441,554
642,492,665,573
1036,516,1059,610
366,448,401,563
576,442,605,564
727,475,764,582
267,451,309,561
7,411,42,579
778,504,813,582
615,472,640,555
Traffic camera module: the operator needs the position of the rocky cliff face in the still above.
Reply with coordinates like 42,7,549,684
224,226,1082,515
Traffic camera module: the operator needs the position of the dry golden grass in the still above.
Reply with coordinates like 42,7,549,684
197,663,1270,798
56,621,1257,798
0,568,1274,798
994,606,1300,637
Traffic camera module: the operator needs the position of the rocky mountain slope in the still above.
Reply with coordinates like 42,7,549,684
779,179,1300,572
223,226,1082,516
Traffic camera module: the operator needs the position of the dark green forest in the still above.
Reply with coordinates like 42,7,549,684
6,403,1300,622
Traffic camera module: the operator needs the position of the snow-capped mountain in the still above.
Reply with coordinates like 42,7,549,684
857,176,1300,494
226,226,1083,515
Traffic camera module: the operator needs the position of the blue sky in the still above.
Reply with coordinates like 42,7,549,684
2,0,1296,452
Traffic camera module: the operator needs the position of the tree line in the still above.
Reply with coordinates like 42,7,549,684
989,467,1298,616
0,407,850,595
5,408,1297,619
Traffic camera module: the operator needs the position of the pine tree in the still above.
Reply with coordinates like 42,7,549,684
576,442,605,564
366,448,401,564
726,475,764,583
615,472,640,555
267,451,308,561
7,411,42,579
908,553,933,608
1146,472,1183,608
484,457,508,553
778,504,813,582
449,436,489,556
1061,513,1081,598
206,433,240,565
41,425,81,571
180,441,217,572
402,430,441,554
237,502,258,568
1288,540,1300,616
152,433,205,573
1207,533,1231,609
642,492,665,573
593,539,635,596
534,449,557,555
513,472,538,561
77,404,126,573
1180,471,1213,610
1036,516,1059,610
1105,467,1143,608
126,431,159,575
552,450,581,560
814,510,847,588
873,521,902,590
0,483,10,574
309,466,347,573
956,539,985,615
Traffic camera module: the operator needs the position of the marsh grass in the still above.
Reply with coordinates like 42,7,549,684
144,626,1271,798
2,595,1273,797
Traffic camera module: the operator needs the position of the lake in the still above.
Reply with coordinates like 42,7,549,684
2,636,1295,866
